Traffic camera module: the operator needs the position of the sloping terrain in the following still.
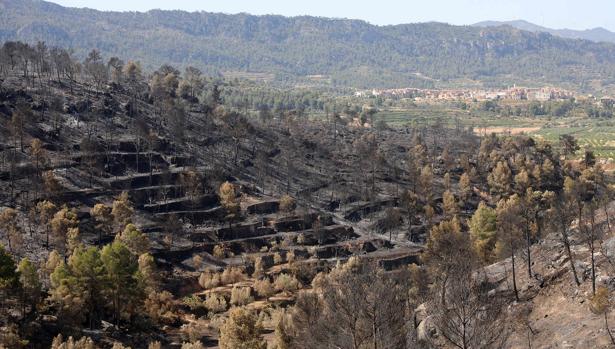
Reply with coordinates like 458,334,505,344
2,58,615,347
1,71,469,346
414,201,615,348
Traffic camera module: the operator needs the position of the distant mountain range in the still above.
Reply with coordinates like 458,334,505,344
474,20,615,44
2,0,615,90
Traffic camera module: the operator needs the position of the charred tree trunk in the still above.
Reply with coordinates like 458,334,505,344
560,216,581,286
606,312,615,346
511,243,519,301
526,226,532,278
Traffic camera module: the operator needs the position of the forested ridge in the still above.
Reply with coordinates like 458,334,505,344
3,0,615,89
474,20,615,44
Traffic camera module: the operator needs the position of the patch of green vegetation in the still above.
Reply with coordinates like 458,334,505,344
535,121,615,158
374,106,615,159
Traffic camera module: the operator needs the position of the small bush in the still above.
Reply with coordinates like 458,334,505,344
213,244,226,259
253,278,275,298
193,255,203,270
145,290,178,325
181,321,209,343
274,273,302,292
273,252,284,265
199,270,222,289
181,342,205,349
279,195,296,214
289,261,319,283
253,256,265,278
183,295,205,312
205,293,227,313
148,341,162,349
221,266,247,285
230,286,254,306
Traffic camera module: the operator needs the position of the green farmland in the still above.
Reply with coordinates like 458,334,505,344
376,107,615,159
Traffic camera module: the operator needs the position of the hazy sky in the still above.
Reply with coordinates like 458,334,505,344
49,0,615,31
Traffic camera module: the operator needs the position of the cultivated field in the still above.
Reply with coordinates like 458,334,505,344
375,107,615,160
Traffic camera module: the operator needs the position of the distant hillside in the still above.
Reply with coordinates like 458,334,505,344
474,20,615,44
3,0,615,89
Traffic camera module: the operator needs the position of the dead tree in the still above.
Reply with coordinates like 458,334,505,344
432,261,509,349
548,191,581,286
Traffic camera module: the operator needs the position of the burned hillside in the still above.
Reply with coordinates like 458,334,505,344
1,41,615,349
